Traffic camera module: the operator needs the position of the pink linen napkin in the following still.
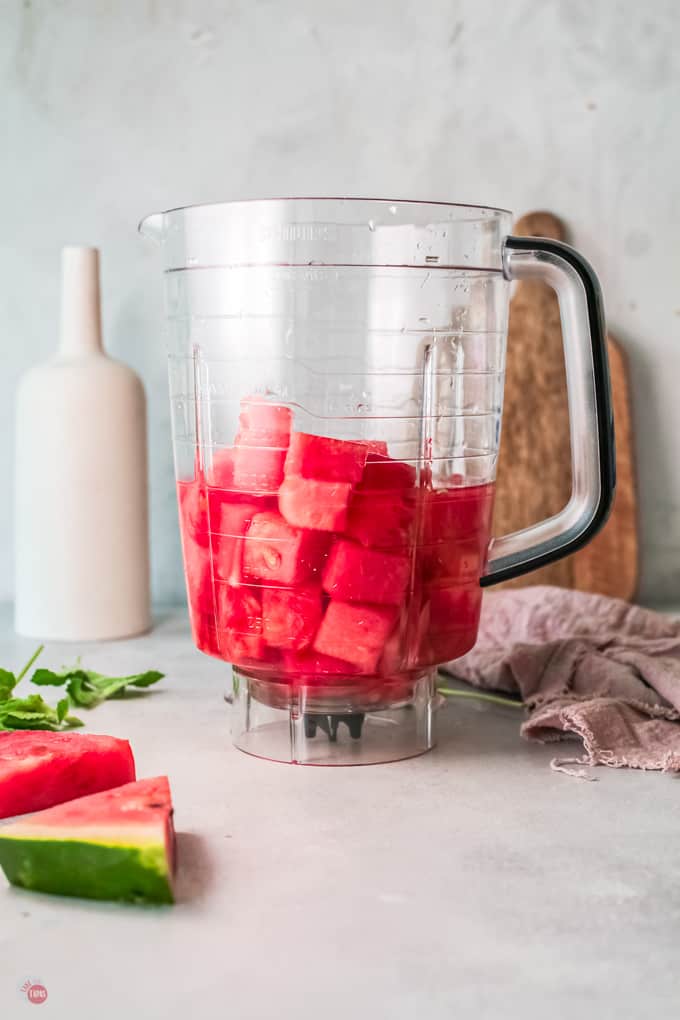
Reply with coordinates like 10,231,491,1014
442,586,680,776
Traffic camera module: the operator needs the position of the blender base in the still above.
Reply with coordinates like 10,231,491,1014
230,669,437,765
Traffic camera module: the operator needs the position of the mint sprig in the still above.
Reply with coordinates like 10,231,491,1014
0,646,165,732
32,666,164,708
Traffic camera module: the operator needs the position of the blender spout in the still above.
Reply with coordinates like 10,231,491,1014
138,212,165,243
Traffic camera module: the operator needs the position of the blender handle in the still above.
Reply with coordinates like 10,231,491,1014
481,235,616,587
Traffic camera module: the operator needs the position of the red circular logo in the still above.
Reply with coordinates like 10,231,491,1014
27,983,48,1005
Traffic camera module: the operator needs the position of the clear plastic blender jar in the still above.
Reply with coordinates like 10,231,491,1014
141,198,614,764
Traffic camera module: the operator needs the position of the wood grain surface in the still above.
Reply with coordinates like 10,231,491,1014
491,211,639,599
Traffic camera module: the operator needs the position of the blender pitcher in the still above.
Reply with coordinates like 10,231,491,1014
140,198,614,765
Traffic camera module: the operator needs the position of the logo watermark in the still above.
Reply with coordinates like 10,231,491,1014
18,978,48,1006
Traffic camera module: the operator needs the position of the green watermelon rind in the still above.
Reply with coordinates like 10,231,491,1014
0,834,173,904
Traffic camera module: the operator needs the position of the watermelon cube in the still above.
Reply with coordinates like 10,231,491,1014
207,447,236,489
243,511,330,585
0,732,136,820
210,500,262,583
177,480,209,548
345,490,416,549
279,476,353,532
424,537,482,585
314,601,398,673
358,439,389,457
357,452,417,491
0,776,175,904
262,586,323,650
184,545,214,618
216,584,265,662
422,484,495,544
322,540,410,606
232,441,287,493
238,395,292,440
285,432,369,483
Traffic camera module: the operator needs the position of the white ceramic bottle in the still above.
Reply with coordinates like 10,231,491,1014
14,247,151,640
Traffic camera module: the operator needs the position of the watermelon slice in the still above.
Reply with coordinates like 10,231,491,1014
0,776,174,904
285,433,369,483
243,511,329,585
279,476,353,532
262,586,323,651
0,731,135,821
322,540,411,606
314,601,398,672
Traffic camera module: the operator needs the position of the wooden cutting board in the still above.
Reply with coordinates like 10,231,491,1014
492,211,638,599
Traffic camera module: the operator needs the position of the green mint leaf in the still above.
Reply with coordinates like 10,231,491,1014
0,693,82,732
65,669,164,708
31,668,70,687
0,669,17,701
56,697,70,723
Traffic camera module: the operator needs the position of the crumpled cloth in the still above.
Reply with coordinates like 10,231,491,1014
442,586,680,776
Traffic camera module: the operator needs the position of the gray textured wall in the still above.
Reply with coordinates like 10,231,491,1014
2,0,679,604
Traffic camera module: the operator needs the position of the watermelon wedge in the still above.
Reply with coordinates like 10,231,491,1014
0,776,174,904
0,731,135,821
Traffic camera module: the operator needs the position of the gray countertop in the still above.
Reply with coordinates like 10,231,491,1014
1,607,678,1019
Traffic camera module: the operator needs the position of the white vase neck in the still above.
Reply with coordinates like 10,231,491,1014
59,247,104,356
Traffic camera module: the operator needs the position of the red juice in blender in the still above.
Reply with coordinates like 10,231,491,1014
177,396,496,708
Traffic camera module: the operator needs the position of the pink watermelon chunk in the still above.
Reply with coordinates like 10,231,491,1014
238,395,292,439
183,544,214,618
422,484,495,544
279,476,353,532
218,587,263,640
232,442,287,493
207,447,236,489
231,397,292,492
322,540,411,606
210,501,261,583
243,511,329,585
424,537,482,585
345,490,416,549
314,601,398,672
285,433,369,483
357,452,417,491
177,480,209,548
262,586,323,650
0,731,135,820
0,776,174,904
